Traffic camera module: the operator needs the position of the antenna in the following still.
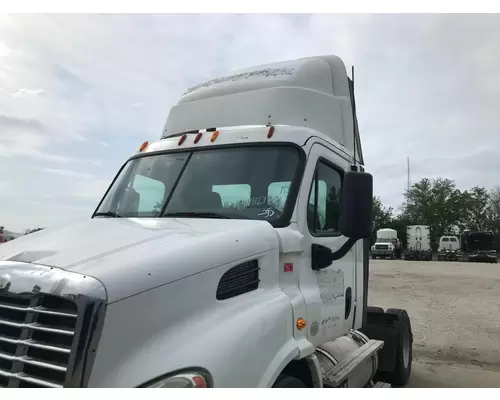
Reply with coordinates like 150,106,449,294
351,66,357,168
407,156,411,193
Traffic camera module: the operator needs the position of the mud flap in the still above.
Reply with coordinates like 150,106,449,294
359,312,398,372
360,308,413,386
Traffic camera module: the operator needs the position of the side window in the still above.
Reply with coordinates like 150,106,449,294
132,175,166,214
213,184,251,210
307,161,342,234
268,181,290,212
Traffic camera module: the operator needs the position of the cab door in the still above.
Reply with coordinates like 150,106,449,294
297,142,356,346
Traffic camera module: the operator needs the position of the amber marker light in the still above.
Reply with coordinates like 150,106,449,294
210,130,219,142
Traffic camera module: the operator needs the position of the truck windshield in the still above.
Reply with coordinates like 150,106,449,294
95,145,302,226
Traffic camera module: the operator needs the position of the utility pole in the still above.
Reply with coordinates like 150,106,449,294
406,156,411,193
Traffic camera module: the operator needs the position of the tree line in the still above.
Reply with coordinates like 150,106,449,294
373,177,500,250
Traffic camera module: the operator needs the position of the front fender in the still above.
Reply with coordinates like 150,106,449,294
88,252,300,387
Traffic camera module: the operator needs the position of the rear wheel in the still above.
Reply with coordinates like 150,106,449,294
273,375,308,388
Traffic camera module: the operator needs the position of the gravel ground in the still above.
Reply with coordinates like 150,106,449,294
368,259,500,388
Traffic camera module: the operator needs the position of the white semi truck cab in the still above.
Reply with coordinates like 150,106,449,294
371,228,401,260
0,55,413,388
437,235,462,262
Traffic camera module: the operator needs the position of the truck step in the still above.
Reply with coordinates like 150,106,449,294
323,339,384,386
373,381,391,388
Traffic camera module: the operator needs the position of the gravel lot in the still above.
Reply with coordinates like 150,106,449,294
368,259,500,388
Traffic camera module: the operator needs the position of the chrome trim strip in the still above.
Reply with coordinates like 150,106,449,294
0,351,67,372
0,336,71,354
0,369,63,388
0,320,75,336
0,303,78,318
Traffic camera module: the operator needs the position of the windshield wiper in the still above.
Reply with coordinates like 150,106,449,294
94,211,122,218
163,211,231,219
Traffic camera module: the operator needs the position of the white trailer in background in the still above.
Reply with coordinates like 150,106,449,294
405,225,432,261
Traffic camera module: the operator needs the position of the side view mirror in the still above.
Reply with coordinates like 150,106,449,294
338,171,373,239
311,170,373,270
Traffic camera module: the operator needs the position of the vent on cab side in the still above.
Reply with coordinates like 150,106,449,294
216,260,260,300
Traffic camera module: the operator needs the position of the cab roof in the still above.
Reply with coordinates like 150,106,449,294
162,55,362,163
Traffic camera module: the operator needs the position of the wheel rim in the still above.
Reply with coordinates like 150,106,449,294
402,323,410,368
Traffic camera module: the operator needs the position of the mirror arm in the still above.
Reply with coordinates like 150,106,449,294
330,237,358,261
311,237,359,271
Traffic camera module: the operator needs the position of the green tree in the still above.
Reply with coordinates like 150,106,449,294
401,177,464,247
460,186,490,231
486,187,500,250
372,196,393,230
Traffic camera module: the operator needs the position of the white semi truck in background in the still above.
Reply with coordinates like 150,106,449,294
0,55,413,388
371,228,402,260
404,225,432,261
463,231,497,263
437,235,462,262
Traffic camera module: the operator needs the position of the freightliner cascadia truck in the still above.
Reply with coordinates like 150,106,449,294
0,55,412,388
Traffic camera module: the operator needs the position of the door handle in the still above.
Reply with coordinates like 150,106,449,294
345,286,352,320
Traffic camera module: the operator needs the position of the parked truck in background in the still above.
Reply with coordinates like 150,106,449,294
437,235,462,262
371,228,402,259
0,55,413,388
463,231,497,263
404,225,432,261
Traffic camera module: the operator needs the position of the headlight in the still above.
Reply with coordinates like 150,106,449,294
371,246,375,250
141,370,212,388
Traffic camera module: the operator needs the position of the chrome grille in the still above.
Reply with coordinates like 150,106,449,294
0,292,78,388
374,244,388,250
0,262,107,388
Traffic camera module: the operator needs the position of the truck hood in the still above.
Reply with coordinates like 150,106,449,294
0,218,279,303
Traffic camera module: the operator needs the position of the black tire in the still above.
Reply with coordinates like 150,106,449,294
391,252,395,260
273,375,308,388
377,308,412,386
372,254,376,259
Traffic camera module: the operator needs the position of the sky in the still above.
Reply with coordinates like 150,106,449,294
1,13,500,232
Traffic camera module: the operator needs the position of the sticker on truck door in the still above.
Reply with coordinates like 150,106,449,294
316,269,345,304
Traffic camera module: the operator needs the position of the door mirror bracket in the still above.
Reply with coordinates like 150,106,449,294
311,238,357,271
